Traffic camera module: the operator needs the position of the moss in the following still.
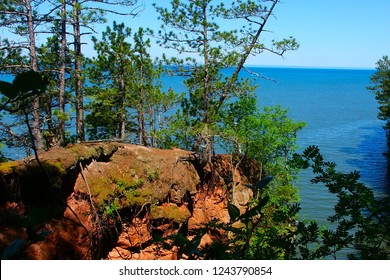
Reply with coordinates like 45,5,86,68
145,168,160,182
69,145,100,161
128,179,144,189
0,161,24,174
104,168,132,188
0,142,119,181
150,203,191,222
67,142,118,164
84,176,115,207
119,187,153,207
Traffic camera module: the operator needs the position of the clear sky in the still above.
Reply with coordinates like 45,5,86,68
87,0,389,69
3,0,388,69
261,0,390,69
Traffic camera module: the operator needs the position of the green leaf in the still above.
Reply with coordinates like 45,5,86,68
302,145,320,160
12,71,47,94
228,203,240,222
0,81,18,99
258,195,270,208
253,176,273,190
240,205,262,220
240,196,270,221
291,153,310,169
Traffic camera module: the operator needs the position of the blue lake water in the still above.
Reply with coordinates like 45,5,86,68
248,67,388,228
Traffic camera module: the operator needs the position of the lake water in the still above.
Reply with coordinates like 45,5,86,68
249,67,388,229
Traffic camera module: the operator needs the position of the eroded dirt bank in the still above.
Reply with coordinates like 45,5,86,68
0,143,259,259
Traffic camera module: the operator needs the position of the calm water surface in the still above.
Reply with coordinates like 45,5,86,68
251,67,388,225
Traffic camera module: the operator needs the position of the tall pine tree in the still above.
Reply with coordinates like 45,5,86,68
155,0,298,163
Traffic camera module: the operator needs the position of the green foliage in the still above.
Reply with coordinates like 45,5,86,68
155,146,389,260
0,71,49,163
368,55,390,145
0,71,47,101
0,39,28,74
103,200,119,218
145,168,160,182
220,94,304,210
150,204,190,222
155,0,298,159
221,94,305,166
158,176,274,259
85,21,134,140
85,22,181,145
291,145,390,259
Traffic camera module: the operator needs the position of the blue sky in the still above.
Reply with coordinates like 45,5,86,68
88,0,389,69
3,0,388,69
262,0,390,69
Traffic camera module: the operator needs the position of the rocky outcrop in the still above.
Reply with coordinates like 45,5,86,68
0,143,259,259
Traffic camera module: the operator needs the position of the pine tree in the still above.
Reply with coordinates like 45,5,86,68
85,23,181,145
0,0,56,153
154,0,298,163
368,55,390,146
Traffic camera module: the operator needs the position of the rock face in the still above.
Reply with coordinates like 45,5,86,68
0,143,258,259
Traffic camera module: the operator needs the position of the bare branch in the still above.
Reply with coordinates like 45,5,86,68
243,66,277,82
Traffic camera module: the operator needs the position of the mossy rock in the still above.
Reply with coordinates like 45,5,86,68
150,203,191,223
0,142,120,205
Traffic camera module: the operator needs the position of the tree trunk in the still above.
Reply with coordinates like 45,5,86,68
216,0,279,111
26,0,44,153
138,54,145,146
198,3,213,164
73,0,85,142
119,69,126,141
45,96,56,148
138,108,145,145
59,0,67,146
149,107,155,148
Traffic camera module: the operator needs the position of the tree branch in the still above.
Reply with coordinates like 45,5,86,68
216,0,279,112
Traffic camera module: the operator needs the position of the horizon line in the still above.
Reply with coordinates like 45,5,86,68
245,64,376,70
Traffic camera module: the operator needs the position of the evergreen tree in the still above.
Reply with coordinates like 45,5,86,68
154,0,298,163
129,28,181,147
36,29,72,147
69,0,141,142
86,22,134,141
86,22,180,144
0,0,57,153
368,55,390,146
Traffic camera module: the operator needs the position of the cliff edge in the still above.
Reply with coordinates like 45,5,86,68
0,143,259,259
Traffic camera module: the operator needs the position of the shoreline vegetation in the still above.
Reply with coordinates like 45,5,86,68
1,0,389,259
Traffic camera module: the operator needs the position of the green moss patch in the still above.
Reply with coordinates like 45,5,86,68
150,203,191,222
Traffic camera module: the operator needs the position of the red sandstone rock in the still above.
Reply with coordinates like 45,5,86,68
0,143,258,259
